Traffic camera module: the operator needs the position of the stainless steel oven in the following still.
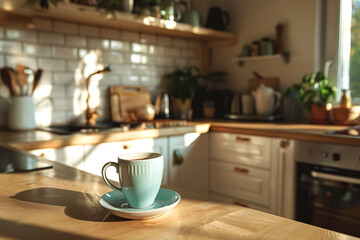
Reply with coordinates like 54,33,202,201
294,141,360,237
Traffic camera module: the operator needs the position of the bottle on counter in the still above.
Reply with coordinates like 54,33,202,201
340,89,351,108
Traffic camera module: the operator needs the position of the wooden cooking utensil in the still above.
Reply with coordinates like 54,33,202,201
16,64,26,94
32,69,43,95
0,68,15,96
5,67,21,96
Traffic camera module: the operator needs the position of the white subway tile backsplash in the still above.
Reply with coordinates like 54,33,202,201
130,53,141,64
110,40,130,51
50,85,67,98
164,47,180,57
0,19,201,126
24,43,51,57
51,111,67,124
122,75,140,85
66,35,87,47
140,33,156,44
0,41,21,54
38,32,65,45
121,31,139,42
6,29,36,42
148,45,164,55
6,55,37,69
173,39,187,47
53,72,75,84
33,17,52,31
53,98,73,111
88,38,109,49
100,28,120,39
0,54,4,67
54,21,78,34
157,36,172,46
39,58,66,71
0,27,4,39
79,25,100,37
99,74,121,85
66,60,80,72
102,51,124,63
181,49,196,58
132,43,147,53
52,46,77,59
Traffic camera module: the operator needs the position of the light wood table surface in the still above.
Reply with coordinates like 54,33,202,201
0,151,357,240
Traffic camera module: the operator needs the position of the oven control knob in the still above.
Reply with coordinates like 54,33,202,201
333,153,341,161
322,152,329,158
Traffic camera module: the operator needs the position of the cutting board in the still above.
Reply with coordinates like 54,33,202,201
110,86,151,122
248,77,280,92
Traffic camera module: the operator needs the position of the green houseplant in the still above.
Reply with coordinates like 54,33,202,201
285,71,336,123
165,67,203,119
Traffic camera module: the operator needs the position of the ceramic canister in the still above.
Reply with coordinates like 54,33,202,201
8,96,36,130
102,152,164,208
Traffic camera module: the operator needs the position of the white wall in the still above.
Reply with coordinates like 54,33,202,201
201,0,318,94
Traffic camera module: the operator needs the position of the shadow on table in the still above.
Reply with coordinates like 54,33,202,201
0,218,103,240
11,187,128,222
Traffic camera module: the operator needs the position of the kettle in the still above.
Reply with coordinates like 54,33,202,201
155,92,170,119
205,7,230,31
252,84,281,115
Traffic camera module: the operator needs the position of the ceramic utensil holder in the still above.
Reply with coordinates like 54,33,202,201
8,96,36,130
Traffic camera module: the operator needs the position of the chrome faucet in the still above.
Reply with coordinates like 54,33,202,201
86,66,112,126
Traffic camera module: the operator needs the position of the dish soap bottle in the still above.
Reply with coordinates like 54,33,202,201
340,89,351,108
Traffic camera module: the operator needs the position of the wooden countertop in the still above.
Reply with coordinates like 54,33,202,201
208,121,360,146
0,153,357,240
0,121,359,151
0,123,211,151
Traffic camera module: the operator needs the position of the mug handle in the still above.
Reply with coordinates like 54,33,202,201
273,92,282,111
102,162,122,193
222,11,230,27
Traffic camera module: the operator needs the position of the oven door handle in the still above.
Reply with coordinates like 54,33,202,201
311,171,360,184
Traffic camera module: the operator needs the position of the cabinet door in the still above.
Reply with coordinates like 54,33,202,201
168,133,209,199
153,137,169,185
30,145,86,170
84,138,168,183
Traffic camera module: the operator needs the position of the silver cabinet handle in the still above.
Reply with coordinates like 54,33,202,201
311,171,360,185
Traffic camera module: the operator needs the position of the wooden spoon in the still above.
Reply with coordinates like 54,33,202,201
32,69,43,95
0,68,14,96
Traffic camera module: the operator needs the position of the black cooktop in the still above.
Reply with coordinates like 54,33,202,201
0,146,52,174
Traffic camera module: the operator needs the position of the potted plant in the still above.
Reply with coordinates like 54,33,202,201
165,67,202,119
285,71,336,124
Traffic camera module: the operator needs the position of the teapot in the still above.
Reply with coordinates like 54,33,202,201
252,84,281,115
205,7,230,31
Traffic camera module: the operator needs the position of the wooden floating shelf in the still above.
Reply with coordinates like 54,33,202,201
0,2,238,48
232,52,290,66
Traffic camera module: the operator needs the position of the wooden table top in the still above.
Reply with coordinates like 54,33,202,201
0,152,357,240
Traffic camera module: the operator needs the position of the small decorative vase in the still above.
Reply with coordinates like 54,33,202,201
311,104,329,124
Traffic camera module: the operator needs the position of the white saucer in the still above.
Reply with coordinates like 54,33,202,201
99,188,181,220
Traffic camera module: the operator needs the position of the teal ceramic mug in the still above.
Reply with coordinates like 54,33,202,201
102,152,164,208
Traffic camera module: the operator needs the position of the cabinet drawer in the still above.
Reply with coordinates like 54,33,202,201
210,193,269,213
210,160,270,206
210,132,270,169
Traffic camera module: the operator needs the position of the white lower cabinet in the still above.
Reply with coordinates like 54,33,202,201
84,137,168,184
168,133,209,200
209,132,294,217
30,145,86,171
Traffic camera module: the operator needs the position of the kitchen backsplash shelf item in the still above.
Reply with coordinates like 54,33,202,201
232,52,290,66
0,2,237,48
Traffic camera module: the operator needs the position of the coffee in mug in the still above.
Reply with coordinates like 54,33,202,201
101,152,164,208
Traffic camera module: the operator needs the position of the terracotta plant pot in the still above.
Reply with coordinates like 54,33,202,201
311,104,329,124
